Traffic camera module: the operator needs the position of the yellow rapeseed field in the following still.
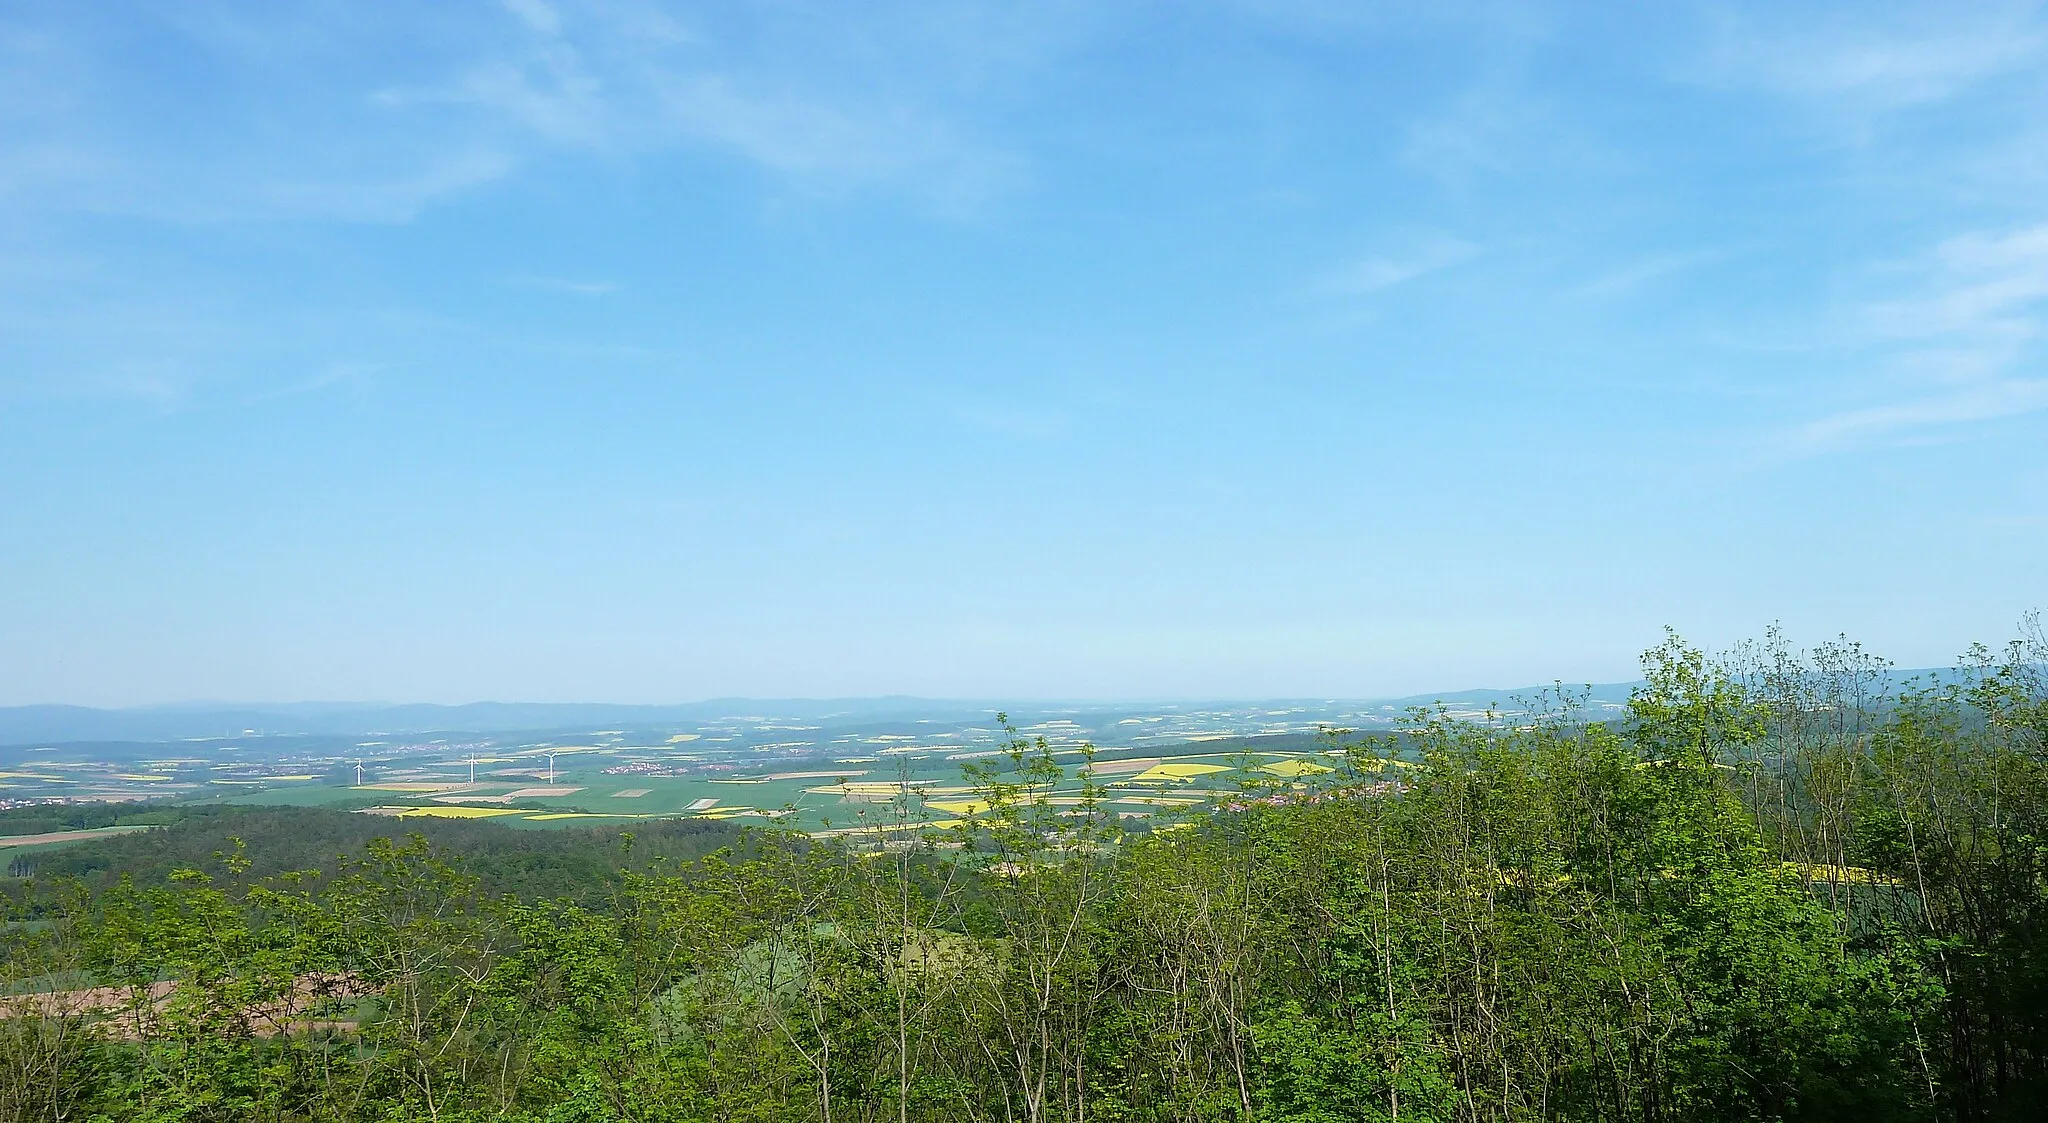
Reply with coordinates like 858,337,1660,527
1258,759,1334,778
1130,762,1231,783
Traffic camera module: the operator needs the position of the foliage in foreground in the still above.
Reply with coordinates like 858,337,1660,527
2,621,2046,1123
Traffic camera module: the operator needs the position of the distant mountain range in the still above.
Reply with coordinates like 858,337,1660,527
0,688,1631,746
0,669,1965,747
0,699,993,746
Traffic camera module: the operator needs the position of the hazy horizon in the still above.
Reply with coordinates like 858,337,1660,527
0,654,1982,713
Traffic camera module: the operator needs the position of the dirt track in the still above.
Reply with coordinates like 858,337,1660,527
0,825,153,848
0,973,372,1039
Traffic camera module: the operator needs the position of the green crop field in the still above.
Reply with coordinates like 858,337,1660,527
0,721,1388,841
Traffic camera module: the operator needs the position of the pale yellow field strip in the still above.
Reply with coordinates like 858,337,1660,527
1259,760,1334,778
522,812,665,821
612,788,652,798
1085,757,1161,774
506,786,584,798
766,770,871,780
812,822,939,837
818,779,942,794
686,798,719,812
1130,762,1232,783
0,825,152,848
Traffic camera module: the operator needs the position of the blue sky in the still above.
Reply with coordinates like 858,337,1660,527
3,1,2045,706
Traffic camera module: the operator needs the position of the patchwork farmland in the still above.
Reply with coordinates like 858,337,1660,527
0,699,1441,837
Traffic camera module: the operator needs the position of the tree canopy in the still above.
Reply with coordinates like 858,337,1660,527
3,622,2045,1122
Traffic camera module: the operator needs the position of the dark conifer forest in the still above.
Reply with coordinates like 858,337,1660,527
4,624,2047,1122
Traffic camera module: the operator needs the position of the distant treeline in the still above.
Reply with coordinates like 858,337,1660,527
2,621,2045,1123
0,802,145,838
2,808,752,904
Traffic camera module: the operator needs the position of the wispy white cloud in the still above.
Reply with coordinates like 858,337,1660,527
409,52,609,149
411,0,1025,210
506,274,618,296
241,362,378,406
0,5,526,226
1867,226,2048,346
1681,5,2048,456
709,86,1016,208
247,150,519,225
1401,87,1530,185
1323,237,1478,296
72,364,193,409
0,0,1034,225
1797,378,2048,448
947,398,1072,441
1693,4,2048,111
501,0,563,38
1566,248,1734,301
1793,223,2048,450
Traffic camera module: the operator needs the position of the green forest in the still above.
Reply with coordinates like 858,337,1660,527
3,625,2046,1123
